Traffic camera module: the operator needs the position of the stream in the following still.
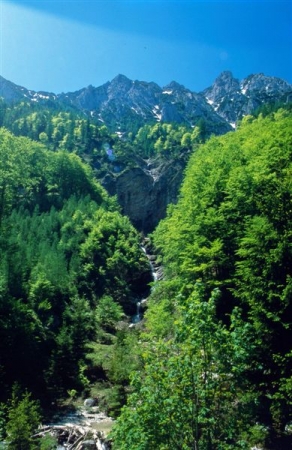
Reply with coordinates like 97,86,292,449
48,404,113,449
131,242,162,324
0,405,112,450
141,242,163,282
0,243,162,449
51,243,162,446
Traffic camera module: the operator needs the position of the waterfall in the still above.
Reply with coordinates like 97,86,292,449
141,244,162,282
132,301,141,324
131,242,162,324
137,301,141,318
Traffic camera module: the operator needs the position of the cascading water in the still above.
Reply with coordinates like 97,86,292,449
132,301,141,323
131,243,162,324
141,243,162,283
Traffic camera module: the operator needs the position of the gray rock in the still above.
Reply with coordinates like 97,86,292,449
1,71,290,134
84,398,96,408
202,71,292,124
81,440,96,449
102,158,186,232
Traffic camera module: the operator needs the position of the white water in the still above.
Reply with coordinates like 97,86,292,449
47,407,113,449
141,245,161,281
132,301,141,323
130,244,163,325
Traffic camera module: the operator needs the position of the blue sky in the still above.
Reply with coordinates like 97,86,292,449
1,0,291,93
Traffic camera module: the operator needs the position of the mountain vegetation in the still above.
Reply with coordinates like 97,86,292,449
0,98,208,232
0,73,291,448
111,109,292,449
0,126,152,441
0,96,207,161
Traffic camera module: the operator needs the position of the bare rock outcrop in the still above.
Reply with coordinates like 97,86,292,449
102,157,185,233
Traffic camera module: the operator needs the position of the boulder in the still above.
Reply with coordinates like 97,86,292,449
81,440,96,449
84,398,96,408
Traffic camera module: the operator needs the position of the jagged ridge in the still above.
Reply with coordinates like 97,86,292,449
1,71,291,132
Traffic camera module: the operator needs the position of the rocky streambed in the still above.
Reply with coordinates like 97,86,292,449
39,402,114,449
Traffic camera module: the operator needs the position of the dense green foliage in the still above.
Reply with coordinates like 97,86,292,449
1,97,291,448
129,121,206,159
0,99,203,177
4,386,42,450
0,99,117,168
111,110,292,449
0,128,150,410
0,99,202,436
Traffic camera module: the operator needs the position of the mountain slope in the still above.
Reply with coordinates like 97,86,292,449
111,109,292,450
0,75,57,103
202,70,292,124
1,72,291,133
57,74,231,134
0,71,291,233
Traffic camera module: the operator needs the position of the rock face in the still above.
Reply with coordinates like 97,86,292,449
57,74,231,134
1,72,291,133
102,158,185,233
0,75,56,103
202,71,292,124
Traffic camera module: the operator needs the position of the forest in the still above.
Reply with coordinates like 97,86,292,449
112,109,292,449
0,99,291,449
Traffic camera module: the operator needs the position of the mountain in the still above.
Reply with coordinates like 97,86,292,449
57,75,231,134
1,71,291,233
1,72,291,133
202,71,292,125
0,75,57,103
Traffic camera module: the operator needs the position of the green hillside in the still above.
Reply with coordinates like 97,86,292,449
0,105,291,449
0,128,150,404
112,109,292,449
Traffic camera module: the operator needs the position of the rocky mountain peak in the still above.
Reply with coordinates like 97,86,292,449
202,72,292,125
240,73,292,97
0,76,29,102
163,81,186,92
109,74,132,93
112,74,131,84
1,72,291,133
216,70,234,80
203,71,240,103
